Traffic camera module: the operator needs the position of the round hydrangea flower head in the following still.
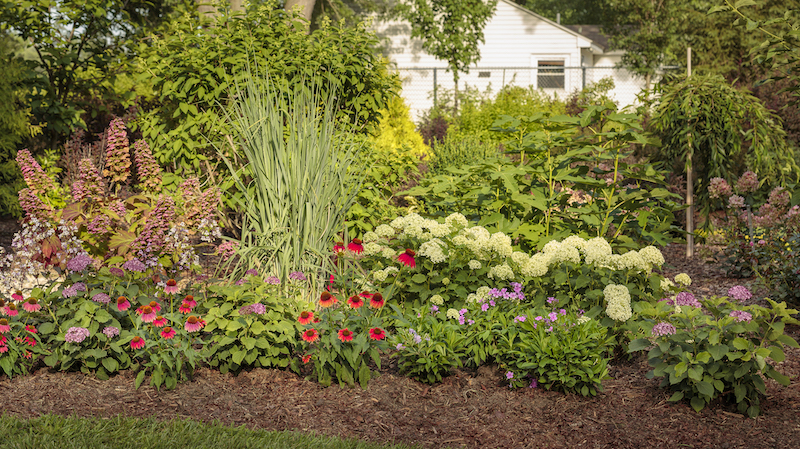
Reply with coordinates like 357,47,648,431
446,308,460,320
651,322,677,337
65,326,90,343
102,326,119,338
728,194,745,209
109,267,125,277
619,251,648,272
522,253,549,277
735,171,759,193
468,259,482,270
92,293,111,304
488,263,515,280
561,235,587,252
265,276,281,285
674,273,691,287
708,177,732,199
727,285,752,302
583,237,613,266
675,291,701,308
729,310,753,323
638,246,665,267
768,186,791,209
429,295,444,306
603,284,632,322
660,277,675,293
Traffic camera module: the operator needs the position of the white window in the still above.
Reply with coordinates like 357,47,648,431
531,55,570,91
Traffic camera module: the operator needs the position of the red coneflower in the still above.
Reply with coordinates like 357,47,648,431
4,304,18,317
184,315,206,332
398,249,416,268
298,311,314,325
370,292,385,309
153,316,168,327
23,298,41,313
333,242,345,254
319,291,337,308
116,296,131,311
346,295,364,309
0,318,10,333
359,291,373,299
337,328,354,342
301,328,319,343
183,295,197,308
130,336,145,350
160,327,176,339
148,301,161,312
164,279,180,295
138,306,157,323
302,354,312,364
348,238,364,254
179,302,193,314
368,328,386,341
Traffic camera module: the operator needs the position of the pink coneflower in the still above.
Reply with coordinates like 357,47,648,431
185,315,205,332
368,328,386,341
116,296,131,311
148,301,161,312
25,325,37,334
130,336,145,350
398,249,416,268
4,304,18,317
333,242,345,254
179,302,193,314
182,295,197,308
347,295,364,309
301,329,319,343
319,291,337,308
153,316,168,327
23,298,41,313
137,306,157,323
298,311,314,325
160,327,176,339
0,318,10,333
338,328,354,342
370,292,385,309
164,279,180,295
348,238,364,254
11,290,23,301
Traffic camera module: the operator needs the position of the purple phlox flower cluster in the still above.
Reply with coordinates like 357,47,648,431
729,310,753,323
122,258,147,273
71,158,105,202
408,328,423,344
239,303,267,315
546,297,558,305
396,343,405,350
235,278,246,286
708,177,732,199
216,241,239,261
481,302,490,312
514,315,526,323
66,253,94,272
16,149,56,196
87,214,112,234
675,291,701,308
109,267,125,277
133,139,162,191
130,195,176,258
103,326,120,338
727,285,752,302
651,322,677,337
245,269,258,276
289,271,307,281
458,308,468,325
529,378,538,389
92,293,111,304
431,305,439,313
18,188,53,221
577,309,585,317
65,326,90,343
488,283,525,301
735,171,759,194
265,276,280,285
102,117,132,183
548,312,558,321
62,282,87,298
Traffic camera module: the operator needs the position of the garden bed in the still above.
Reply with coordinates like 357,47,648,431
1,243,798,449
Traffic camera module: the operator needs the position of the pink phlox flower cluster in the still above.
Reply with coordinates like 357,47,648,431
16,149,56,196
407,328,423,344
71,158,105,201
735,171,759,194
727,285,752,302
488,282,525,301
514,315,526,323
65,326,90,343
66,253,94,272
130,195,176,258
708,177,732,199
729,310,753,323
265,276,280,285
216,241,239,261
651,322,677,337
133,140,162,191
102,117,132,183
675,291,701,308
239,303,267,315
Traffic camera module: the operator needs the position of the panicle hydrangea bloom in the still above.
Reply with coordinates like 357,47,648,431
418,238,447,264
65,326,90,343
729,310,753,323
735,171,759,193
18,188,53,220
87,214,112,234
103,117,132,183
133,139,162,191
674,273,692,287
130,195,176,259
727,285,753,302
429,294,444,306
768,186,791,209
71,158,105,201
468,259,482,270
728,194,745,209
16,149,57,196
675,291,701,308
603,284,632,322
521,253,549,277
708,177,732,199
651,322,677,337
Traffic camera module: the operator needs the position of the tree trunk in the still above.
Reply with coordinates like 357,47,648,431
230,0,244,13
284,0,316,23
196,0,216,21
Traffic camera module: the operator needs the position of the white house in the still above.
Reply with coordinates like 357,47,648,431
372,0,652,120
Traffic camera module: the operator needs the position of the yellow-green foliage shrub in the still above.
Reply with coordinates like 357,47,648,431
370,95,431,161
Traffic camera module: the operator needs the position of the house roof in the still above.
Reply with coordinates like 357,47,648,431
498,0,606,54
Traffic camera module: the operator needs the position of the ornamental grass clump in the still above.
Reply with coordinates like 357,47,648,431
630,289,799,417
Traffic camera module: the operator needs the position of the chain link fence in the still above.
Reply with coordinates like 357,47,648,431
395,66,682,121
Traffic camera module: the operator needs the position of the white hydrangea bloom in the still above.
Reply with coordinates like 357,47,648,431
403,224,424,239
419,238,447,264
363,231,379,243
660,278,675,292
466,293,479,303
429,222,452,238
542,240,580,265
384,266,399,275
445,213,468,229
604,284,632,322
372,269,388,282
381,247,398,259
441,277,450,285
488,232,513,257
619,250,647,272
475,286,491,299
389,216,406,230
510,251,529,267
452,235,469,247
488,263,515,280
468,259,482,270
363,242,383,256
430,294,444,306
521,253,550,277
403,213,427,229
562,235,587,252
675,273,692,286
446,308,460,319
375,224,396,238
639,246,665,267
583,237,613,266
465,226,491,241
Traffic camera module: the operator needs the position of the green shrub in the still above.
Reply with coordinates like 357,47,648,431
426,132,499,177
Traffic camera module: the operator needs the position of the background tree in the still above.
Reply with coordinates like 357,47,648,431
396,0,498,112
511,0,603,25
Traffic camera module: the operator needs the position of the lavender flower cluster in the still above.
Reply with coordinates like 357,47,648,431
239,303,267,315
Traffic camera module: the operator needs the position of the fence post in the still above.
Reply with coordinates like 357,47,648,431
433,68,438,110
582,67,586,89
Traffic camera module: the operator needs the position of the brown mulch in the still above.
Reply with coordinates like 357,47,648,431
1,217,799,448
